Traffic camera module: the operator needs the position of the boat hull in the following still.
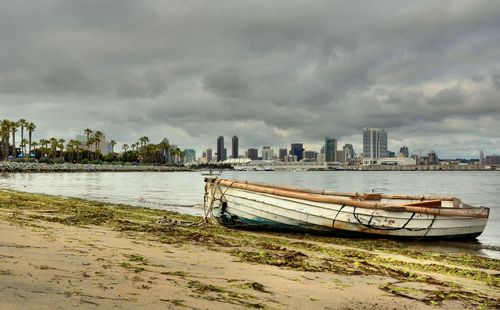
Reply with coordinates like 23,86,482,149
207,181,489,240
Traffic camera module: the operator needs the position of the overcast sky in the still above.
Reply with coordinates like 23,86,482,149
1,0,499,158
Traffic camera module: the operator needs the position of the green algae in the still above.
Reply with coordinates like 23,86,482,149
1,188,499,308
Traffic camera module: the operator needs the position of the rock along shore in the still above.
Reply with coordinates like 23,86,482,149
0,161,191,173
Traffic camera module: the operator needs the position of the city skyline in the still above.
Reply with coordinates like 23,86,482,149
1,2,499,159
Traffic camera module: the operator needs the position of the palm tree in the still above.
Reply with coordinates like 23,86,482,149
18,119,27,157
1,119,12,160
11,121,18,158
94,131,103,156
74,140,82,162
58,139,65,161
87,137,96,160
122,144,129,152
26,122,36,157
84,128,92,158
139,136,149,149
49,138,58,160
110,140,117,153
20,139,28,157
31,141,39,158
39,139,49,157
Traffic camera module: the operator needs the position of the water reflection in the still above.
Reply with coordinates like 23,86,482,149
1,171,499,258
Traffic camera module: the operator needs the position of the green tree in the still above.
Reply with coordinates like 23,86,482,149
84,128,92,159
110,140,117,153
94,131,103,158
26,122,36,157
18,119,27,157
10,121,18,158
1,119,12,160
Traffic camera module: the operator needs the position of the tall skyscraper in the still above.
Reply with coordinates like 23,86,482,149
278,148,288,160
480,150,485,164
247,148,258,160
362,128,388,164
343,144,356,160
325,137,337,162
262,146,274,160
183,149,196,163
216,136,224,162
290,143,304,161
232,135,239,159
206,148,213,162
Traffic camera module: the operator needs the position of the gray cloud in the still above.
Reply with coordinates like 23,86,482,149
1,0,499,158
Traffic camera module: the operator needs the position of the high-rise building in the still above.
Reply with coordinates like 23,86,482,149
278,148,288,160
399,146,409,158
343,144,356,160
222,148,227,161
216,136,224,162
206,148,213,162
325,137,337,162
480,150,485,164
336,150,346,163
262,146,274,160
290,143,304,161
232,135,239,159
247,148,258,160
303,150,317,161
362,128,388,164
428,151,438,165
485,155,500,165
183,149,196,163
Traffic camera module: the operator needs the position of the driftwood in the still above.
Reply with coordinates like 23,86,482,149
212,179,489,219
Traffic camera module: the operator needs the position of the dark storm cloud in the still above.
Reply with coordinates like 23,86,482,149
1,0,499,157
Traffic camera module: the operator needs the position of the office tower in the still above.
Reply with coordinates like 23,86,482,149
216,136,224,162
183,149,196,163
303,150,317,161
279,148,288,160
343,144,356,160
262,146,274,160
362,128,388,164
480,150,485,164
232,135,239,159
247,148,258,160
290,143,304,161
325,137,337,162
222,148,227,161
206,148,213,162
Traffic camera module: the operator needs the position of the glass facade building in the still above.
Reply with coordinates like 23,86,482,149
362,128,388,164
325,137,337,162
290,143,304,161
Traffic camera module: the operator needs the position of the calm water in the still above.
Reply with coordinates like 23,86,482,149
1,171,499,258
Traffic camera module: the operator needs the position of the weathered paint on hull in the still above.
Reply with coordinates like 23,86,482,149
208,182,489,240
216,213,482,241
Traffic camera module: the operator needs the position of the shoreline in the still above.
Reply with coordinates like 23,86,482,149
0,189,498,308
0,162,191,173
2,161,498,173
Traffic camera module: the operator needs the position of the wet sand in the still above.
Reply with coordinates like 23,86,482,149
0,189,498,309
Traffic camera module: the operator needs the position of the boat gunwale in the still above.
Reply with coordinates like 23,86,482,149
207,179,489,219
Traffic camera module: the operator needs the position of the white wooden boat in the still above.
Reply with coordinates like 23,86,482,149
204,178,490,240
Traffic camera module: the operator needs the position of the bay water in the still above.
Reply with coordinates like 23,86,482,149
1,171,498,258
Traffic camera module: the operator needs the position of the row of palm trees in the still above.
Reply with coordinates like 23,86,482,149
1,119,36,160
1,120,186,164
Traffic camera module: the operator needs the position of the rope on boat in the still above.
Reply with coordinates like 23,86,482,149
156,178,225,228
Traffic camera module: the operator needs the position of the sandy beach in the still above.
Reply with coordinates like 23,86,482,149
0,189,498,309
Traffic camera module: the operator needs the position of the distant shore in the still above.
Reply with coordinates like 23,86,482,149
0,189,498,308
0,162,191,173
